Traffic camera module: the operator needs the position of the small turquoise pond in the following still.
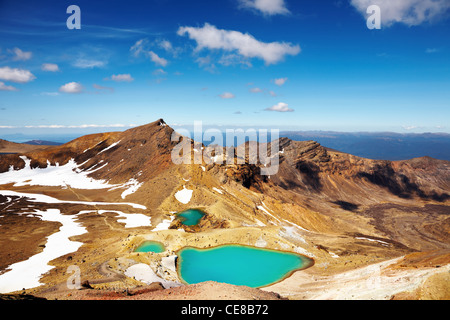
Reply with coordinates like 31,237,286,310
177,209,205,226
135,241,165,253
177,245,314,288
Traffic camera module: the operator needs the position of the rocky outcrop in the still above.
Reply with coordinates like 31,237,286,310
127,282,164,296
169,212,230,233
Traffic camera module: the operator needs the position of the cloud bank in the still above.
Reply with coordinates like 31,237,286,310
274,77,288,86
264,102,294,112
110,74,134,82
238,0,290,16
0,81,18,91
0,66,36,83
9,47,32,61
59,82,83,93
219,92,235,99
177,23,300,65
350,0,450,26
41,63,60,72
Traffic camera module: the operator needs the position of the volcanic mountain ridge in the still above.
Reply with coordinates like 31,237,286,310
0,118,448,300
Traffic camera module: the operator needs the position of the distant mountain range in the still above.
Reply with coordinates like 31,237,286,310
198,130,450,161
1,130,449,161
23,140,62,146
0,139,55,154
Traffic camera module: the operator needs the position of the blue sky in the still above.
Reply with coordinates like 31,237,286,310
0,0,449,136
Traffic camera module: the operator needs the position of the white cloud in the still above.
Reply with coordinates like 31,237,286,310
59,82,83,94
20,124,134,129
73,58,105,69
40,92,60,96
148,51,168,67
9,47,32,61
219,53,252,67
274,77,288,86
157,39,182,57
158,39,173,51
155,39,183,58
109,74,134,82
264,102,294,112
219,92,235,99
0,81,18,91
425,48,439,53
350,0,450,26
131,38,175,66
196,56,217,73
130,39,146,57
177,23,300,65
250,87,263,93
67,124,128,129
153,68,167,75
402,125,419,130
0,66,36,83
239,0,290,15
41,63,60,72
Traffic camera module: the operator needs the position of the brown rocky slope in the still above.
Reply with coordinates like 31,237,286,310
0,119,448,300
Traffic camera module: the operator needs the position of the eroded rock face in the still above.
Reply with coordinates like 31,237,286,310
169,212,230,233
225,164,267,190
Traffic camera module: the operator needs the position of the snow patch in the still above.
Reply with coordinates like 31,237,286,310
125,264,165,284
120,178,143,199
212,155,223,163
257,202,280,222
329,251,340,258
0,209,87,293
212,187,223,194
0,157,116,190
152,216,175,231
161,255,177,272
283,219,310,232
79,210,151,228
279,226,307,244
294,246,315,257
255,236,267,248
355,237,390,247
124,263,179,288
174,186,193,204
255,219,266,227
0,190,147,210
98,140,121,154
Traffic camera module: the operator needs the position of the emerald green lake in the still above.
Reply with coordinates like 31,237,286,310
177,209,205,226
135,241,165,253
177,245,313,288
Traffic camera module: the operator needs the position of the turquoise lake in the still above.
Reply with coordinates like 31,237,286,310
135,241,165,253
177,245,313,288
177,209,205,226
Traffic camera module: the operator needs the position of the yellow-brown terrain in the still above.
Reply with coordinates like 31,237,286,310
0,139,53,154
0,119,448,300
